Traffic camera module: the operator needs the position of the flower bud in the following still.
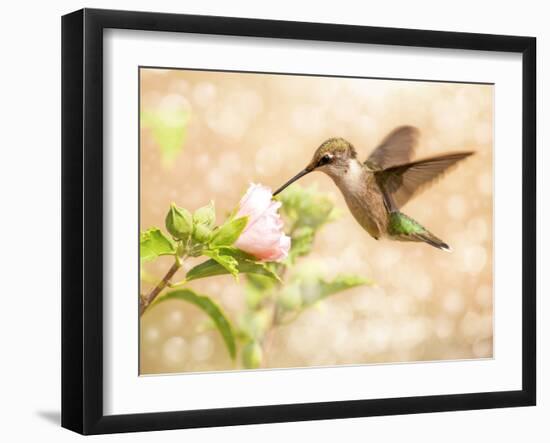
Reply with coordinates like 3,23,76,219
192,223,212,244
193,201,216,228
165,203,193,240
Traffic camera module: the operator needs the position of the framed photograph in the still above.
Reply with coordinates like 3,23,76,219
61,8,536,435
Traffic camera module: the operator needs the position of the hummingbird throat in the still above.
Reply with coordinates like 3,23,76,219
337,158,365,192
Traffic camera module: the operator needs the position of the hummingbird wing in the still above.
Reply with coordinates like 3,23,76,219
365,126,420,170
375,151,474,210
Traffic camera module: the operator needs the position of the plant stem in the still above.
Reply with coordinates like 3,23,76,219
260,264,288,367
140,260,181,316
167,279,187,289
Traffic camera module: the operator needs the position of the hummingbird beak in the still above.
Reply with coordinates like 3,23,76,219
273,168,312,196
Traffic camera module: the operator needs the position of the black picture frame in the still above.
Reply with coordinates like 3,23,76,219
62,8,536,435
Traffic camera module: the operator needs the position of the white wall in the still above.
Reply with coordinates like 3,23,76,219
0,0,545,441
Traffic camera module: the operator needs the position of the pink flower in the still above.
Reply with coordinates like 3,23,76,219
234,184,291,262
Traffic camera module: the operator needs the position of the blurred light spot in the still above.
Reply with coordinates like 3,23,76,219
477,172,492,196
446,194,467,220
162,336,188,365
376,248,402,269
472,338,493,358
434,316,454,339
351,286,387,314
193,82,217,108
206,89,263,139
460,312,487,342
355,114,377,137
480,313,493,339
255,145,284,177
219,285,243,311
196,153,210,169
467,217,489,243
207,168,227,193
410,271,433,300
171,79,190,94
235,89,263,115
158,94,191,126
310,78,341,102
442,290,464,315
460,311,491,344
391,294,414,315
163,309,185,333
392,317,428,350
287,323,321,359
474,121,493,145
426,136,443,154
142,91,162,108
206,106,247,139
475,284,493,309
433,100,463,133
340,246,364,274
203,281,223,296
331,327,351,355
458,245,487,274
218,151,241,174
330,98,360,124
169,189,179,200
190,335,215,362
143,346,160,362
363,319,392,353
291,105,325,135
143,326,160,344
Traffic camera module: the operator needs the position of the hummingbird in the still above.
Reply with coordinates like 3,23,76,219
273,126,474,251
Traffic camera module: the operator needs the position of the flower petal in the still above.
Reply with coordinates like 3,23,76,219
234,184,291,262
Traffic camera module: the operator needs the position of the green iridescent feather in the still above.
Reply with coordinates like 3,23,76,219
387,212,427,236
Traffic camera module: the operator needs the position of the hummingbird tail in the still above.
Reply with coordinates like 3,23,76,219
413,232,452,252
388,212,452,252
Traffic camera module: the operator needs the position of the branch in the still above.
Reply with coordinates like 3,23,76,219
140,260,181,316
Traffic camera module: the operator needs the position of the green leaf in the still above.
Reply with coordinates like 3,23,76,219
238,309,272,341
285,226,314,264
278,283,303,311
141,109,190,167
193,201,216,229
244,274,278,309
241,341,263,369
186,248,281,282
319,274,371,298
301,274,371,307
140,228,175,262
203,249,239,278
277,184,337,231
156,289,236,359
165,203,193,240
210,216,248,247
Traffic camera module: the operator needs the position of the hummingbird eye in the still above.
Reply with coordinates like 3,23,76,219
319,154,333,166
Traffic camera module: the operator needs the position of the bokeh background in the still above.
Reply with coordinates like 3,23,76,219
139,68,493,375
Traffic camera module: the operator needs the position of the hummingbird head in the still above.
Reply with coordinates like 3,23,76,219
273,138,357,195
